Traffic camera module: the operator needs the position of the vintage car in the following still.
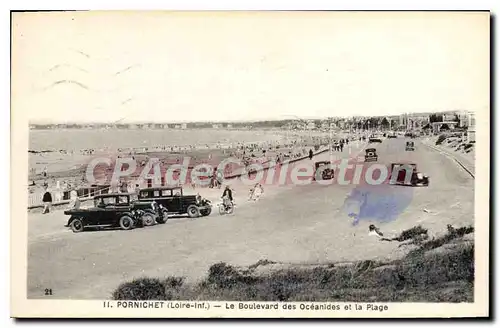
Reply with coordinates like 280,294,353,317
314,161,335,180
364,148,378,162
368,137,383,143
137,186,212,218
404,132,416,138
406,141,415,151
63,194,157,233
389,163,429,186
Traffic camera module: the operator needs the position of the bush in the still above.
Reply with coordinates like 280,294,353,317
112,277,167,300
409,225,474,255
248,259,276,269
436,134,447,145
206,262,260,289
111,226,475,302
398,244,474,287
388,225,428,242
112,276,188,300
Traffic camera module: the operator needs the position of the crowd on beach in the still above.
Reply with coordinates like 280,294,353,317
30,132,362,212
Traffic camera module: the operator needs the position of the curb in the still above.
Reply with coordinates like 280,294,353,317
422,140,475,179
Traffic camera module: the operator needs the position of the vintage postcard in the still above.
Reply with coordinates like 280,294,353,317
11,11,490,318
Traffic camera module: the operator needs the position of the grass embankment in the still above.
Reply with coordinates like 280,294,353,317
112,225,474,302
436,134,475,153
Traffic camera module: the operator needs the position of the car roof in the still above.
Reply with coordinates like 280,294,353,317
94,193,132,199
139,186,182,192
391,163,417,167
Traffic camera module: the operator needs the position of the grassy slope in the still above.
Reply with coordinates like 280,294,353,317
112,225,474,302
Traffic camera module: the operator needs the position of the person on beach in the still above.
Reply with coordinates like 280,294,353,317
127,181,134,194
68,189,80,210
222,185,233,211
42,188,52,214
309,149,314,160
120,179,128,193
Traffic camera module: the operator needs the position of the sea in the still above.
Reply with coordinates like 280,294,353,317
29,128,290,151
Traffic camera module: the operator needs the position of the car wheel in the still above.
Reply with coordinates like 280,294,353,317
119,215,135,230
187,205,200,218
201,207,212,216
70,218,84,233
141,212,155,226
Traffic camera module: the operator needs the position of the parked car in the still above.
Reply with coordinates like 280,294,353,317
406,141,415,151
364,148,378,162
389,163,429,186
314,161,335,180
369,137,383,143
137,186,212,218
63,194,156,233
387,134,397,139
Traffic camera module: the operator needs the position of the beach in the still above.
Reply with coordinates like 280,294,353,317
28,128,352,206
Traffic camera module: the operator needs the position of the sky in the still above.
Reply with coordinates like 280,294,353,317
12,11,489,123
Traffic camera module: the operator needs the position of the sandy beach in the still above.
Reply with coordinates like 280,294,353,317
28,128,354,206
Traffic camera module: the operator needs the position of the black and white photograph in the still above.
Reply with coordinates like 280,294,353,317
10,10,490,318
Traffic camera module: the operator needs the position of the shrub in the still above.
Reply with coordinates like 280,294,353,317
411,225,474,255
111,226,475,302
206,262,260,289
248,259,276,269
112,277,167,300
464,143,474,150
398,244,474,287
436,134,447,145
390,225,428,242
206,262,240,288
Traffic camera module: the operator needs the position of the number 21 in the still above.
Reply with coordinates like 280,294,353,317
44,288,52,295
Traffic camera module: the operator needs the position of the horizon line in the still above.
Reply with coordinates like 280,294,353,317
28,110,464,125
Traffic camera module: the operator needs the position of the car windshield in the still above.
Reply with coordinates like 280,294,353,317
392,163,416,171
95,197,116,206
118,196,129,204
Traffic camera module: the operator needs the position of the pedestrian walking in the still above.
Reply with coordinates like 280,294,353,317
42,188,52,214
119,179,128,193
